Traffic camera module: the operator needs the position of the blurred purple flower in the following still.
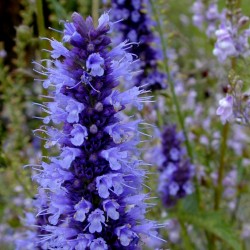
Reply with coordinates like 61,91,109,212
213,12,250,62
157,125,194,207
110,0,167,90
191,1,221,37
216,95,233,124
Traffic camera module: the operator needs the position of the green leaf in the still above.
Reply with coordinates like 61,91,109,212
176,210,242,250
181,193,199,213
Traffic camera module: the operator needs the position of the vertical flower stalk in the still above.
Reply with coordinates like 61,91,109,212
17,12,159,249
158,125,195,207
146,126,194,208
213,6,250,63
191,1,221,38
110,0,167,90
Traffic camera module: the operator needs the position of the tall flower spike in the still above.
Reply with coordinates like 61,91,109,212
110,0,167,90
17,12,160,249
158,125,195,207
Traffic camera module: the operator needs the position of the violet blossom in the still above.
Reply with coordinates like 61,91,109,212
213,13,250,62
191,1,221,37
147,126,195,207
16,12,159,249
216,95,233,124
110,0,167,90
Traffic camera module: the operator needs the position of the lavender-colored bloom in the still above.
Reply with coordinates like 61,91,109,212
165,219,181,243
213,25,238,62
213,13,250,62
191,0,205,29
216,95,233,124
158,125,195,207
110,0,167,90
17,12,159,249
191,1,221,37
205,3,221,37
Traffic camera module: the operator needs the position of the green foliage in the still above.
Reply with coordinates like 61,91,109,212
176,210,243,250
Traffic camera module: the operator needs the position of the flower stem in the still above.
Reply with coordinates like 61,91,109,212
35,0,46,49
92,0,99,27
179,220,195,250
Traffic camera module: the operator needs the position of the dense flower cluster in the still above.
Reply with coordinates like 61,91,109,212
191,1,221,37
158,125,195,207
213,13,250,62
146,126,194,207
110,0,166,90
16,12,159,249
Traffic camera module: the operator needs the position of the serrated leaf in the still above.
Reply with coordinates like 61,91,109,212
176,210,242,250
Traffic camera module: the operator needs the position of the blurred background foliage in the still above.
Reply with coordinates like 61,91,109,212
1,0,250,249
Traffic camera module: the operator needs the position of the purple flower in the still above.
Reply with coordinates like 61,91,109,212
213,26,237,62
74,199,92,222
191,0,205,29
213,12,250,62
115,225,139,247
88,209,106,233
110,0,167,90
103,199,120,220
90,238,108,250
216,95,233,124
191,1,221,37
86,53,105,76
157,125,195,207
70,124,88,146
17,12,160,249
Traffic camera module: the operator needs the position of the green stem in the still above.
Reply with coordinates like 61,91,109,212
179,220,195,250
149,0,201,207
92,0,99,27
36,0,46,44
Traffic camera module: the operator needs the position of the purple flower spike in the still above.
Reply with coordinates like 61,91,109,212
191,1,221,37
110,0,167,90
17,12,160,249
151,125,195,207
